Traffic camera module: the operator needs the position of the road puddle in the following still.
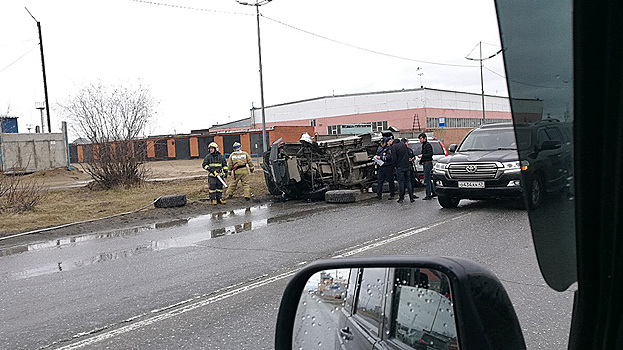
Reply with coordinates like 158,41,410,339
2,203,326,281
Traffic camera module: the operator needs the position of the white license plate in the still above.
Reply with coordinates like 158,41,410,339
458,181,485,188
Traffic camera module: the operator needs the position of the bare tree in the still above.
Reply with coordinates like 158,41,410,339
59,82,158,189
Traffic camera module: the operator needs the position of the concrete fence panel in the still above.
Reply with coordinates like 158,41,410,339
0,132,68,173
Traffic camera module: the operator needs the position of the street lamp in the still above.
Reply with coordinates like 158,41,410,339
25,8,52,133
235,0,272,153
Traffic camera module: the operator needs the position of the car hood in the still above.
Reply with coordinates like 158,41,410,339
439,150,519,163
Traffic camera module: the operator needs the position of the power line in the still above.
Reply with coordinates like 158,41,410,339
484,67,571,89
0,38,37,48
0,45,38,74
129,0,479,68
261,15,479,68
128,0,253,16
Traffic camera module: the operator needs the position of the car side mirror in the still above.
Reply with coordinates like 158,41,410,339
539,140,561,151
448,144,458,153
275,257,526,350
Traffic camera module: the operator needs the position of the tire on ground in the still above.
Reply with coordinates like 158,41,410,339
437,195,460,208
154,194,187,208
325,190,357,203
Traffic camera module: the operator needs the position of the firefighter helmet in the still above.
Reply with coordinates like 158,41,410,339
208,142,219,151
233,142,241,149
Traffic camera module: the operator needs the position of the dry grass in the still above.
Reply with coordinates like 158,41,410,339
0,169,269,235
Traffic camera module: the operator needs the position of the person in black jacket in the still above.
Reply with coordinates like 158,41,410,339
403,138,419,199
391,138,416,203
202,142,229,205
417,133,434,200
374,137,395,200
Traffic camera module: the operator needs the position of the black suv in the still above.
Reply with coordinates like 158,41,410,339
432,120,572,209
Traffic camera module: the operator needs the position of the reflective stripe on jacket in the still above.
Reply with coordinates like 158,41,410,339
227,150,254,174
202,152,228,176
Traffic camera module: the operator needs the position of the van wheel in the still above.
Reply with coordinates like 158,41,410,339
527,175,544,209
438,195,460,208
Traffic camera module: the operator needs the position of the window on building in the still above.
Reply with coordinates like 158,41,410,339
328,125,341,135
310,119,316,127
426,117,510,129
372,121,388,132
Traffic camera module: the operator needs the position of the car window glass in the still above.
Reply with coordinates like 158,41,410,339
344,268,359,313
431,142,444,155
546,127,563,142
408,143,422,155
496,0,576,290
390,268,458,350
355,268,387,330
458,129,517,151
536,128,550,144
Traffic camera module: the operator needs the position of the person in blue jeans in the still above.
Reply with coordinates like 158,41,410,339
417,133,434,200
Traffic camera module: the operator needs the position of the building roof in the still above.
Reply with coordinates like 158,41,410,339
209,117,251,130
249,87,515,111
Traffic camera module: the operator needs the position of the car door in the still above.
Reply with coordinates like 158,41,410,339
376,268,458,350
338,268,389,350
535,126,566,191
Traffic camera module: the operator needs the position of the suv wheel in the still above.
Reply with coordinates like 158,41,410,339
527,175,544,209
438,195,460,208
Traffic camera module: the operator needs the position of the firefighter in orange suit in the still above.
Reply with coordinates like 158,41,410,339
225,142,255,201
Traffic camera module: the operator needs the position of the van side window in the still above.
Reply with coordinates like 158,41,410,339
389,268,459,350
354,268,387,332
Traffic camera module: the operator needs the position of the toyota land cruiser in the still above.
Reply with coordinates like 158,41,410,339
432,120,572,209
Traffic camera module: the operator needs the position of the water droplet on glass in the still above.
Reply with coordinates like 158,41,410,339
303,301,307,306
318,342,322,346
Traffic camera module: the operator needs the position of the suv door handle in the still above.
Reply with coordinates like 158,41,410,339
339,327,354,340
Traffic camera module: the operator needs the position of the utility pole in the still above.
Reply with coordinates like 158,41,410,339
465,42,503,126
235,0,272,153
26,8,52,133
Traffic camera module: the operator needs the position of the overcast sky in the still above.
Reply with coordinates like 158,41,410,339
0,0,507,138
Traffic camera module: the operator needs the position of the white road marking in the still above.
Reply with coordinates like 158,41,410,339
51,212,471,349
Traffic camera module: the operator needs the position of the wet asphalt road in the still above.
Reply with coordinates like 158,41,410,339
0,193,574,349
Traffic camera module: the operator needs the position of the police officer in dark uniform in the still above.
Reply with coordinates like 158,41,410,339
391,138,416,203
417,133,434,200
375,137,395,200
402,138,419,199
